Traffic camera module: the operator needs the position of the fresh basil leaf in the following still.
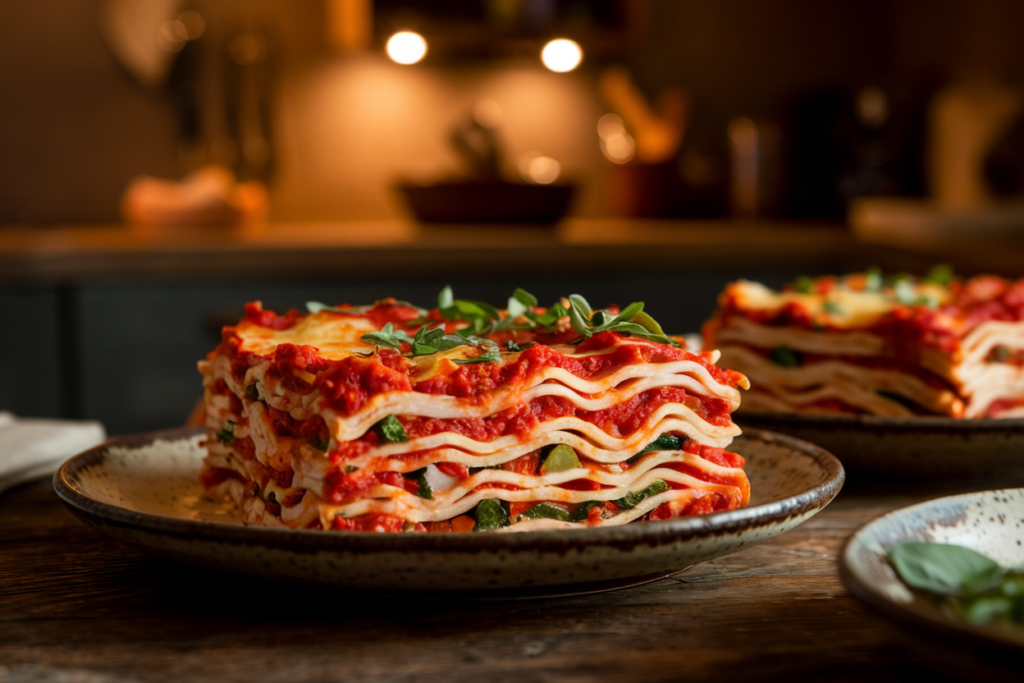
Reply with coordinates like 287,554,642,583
591,310,611,327
792,275,815,294
889,542,1004,596
453,350,501,364
377,414,409,443
614,479,669,510
473,499,509,531
770,345,802,368
245,384,260,401
569,294,594,318
506,295,528,322
361,323,414,349
925,264,955,287
964,596,1012,625
216,421,235,444
514,288,538,307
612,301,645,325
438,286,454,309
568,299,594,339
630,310,666,336
521,503,570,522
404,468,433,500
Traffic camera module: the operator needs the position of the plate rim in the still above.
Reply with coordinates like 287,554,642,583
839,488,1024,653
54,425,844,552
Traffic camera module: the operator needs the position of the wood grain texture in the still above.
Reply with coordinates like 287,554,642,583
0,478,982,683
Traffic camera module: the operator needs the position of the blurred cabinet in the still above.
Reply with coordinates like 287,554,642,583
0,290,61,417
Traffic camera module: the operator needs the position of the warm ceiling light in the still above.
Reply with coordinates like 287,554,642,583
541,38,582,73
386,31,427,65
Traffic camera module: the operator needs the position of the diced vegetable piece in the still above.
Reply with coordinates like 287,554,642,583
614,480,669,510
521,503,571,522
541,445,581,474
377,414,409,443
474,499,509,531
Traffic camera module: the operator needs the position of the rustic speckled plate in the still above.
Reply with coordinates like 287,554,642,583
54,426,843,594
840,490,1024,678
737,412,1024,478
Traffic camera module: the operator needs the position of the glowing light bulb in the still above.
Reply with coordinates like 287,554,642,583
387,31,427,65
519,152,561,185
541,39,582,73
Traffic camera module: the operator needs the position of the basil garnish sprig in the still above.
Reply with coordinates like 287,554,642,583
355,286,679,364
889,542,1024,627
566,294,680,347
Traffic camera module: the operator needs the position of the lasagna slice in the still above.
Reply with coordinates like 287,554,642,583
198,289,750,532
704,269,1024,418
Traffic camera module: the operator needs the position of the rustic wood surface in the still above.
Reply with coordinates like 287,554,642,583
0,476,997,683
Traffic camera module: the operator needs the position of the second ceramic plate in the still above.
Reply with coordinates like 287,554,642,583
54,426,843,593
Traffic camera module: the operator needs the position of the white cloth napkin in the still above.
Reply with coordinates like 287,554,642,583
0,412,107,495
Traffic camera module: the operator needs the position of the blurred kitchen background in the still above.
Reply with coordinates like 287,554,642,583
4,0,1024,433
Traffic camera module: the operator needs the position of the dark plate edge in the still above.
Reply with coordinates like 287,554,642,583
54,426,844,553
740,412,1024,434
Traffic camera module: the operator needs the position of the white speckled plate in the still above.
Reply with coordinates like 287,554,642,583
737,412,1024,478
54,427,843,594
841,490,1024,678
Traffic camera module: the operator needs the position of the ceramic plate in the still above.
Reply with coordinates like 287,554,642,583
737,412,1024,478
840,489,1024,678
54,426,843,593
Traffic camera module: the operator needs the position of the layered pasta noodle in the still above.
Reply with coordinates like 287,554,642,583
199,290,750,533
704,269,1024,418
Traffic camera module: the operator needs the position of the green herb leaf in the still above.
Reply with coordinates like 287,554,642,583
568,501,603,523
216,421,235,444
864,267,883,292
925,264,955,287
628,434,683,464
245,383,260,401
540,445,581,474
793,275,815,294
822,301,843,315
613,479,669,510
473,499,509,531
404,468,433,500
309,436,330,451
569,294,594,319
889,542,1005,596
514,288,538,307
376,414,409,443
506,340,535,352
520,503,571,522
770,345,802,368
893,278,917,305
438,286,454,310
361,323,414,349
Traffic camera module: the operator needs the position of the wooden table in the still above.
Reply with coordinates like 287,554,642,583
0,477,983,682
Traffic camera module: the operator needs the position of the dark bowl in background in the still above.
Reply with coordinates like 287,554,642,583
397,180,576,225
